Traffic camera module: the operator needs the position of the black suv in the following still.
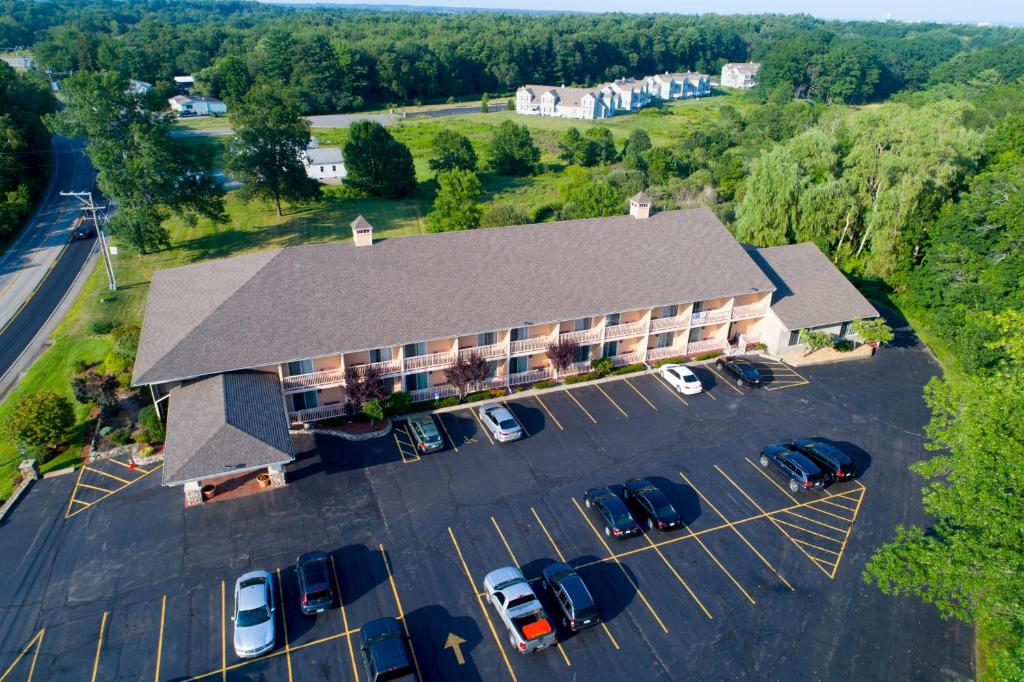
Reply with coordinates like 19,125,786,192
541,562,601,632
296,551,334,615
623,479,682,531
360,617,417,682
790,438,855,482
584,486,641,539
715,356,762,387
759,444,826,493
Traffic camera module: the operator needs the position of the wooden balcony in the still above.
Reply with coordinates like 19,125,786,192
610,352,644,367
686,338,726,355
288,401,350,424
604,320,648,340
404,350,456,372
507,367,554,386
351,359,401,377
650,315,688,332
459,343,505,360
731,301,770,320
691,308,731,325
560,328,601,345
281,368,345,393
646,346,682,362
509,337,550,355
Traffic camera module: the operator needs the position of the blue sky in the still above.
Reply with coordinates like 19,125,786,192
267,0,1022,25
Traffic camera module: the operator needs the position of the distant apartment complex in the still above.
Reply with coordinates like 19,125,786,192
515,71,711,120
134,200,876,495
721,62,761,89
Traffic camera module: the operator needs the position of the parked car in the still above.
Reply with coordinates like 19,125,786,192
407,415,444,453
584,486,641,539
759,444,826,492
296,551,333,615
483,566,557,654
478,404,523,442
715,356,762,387
232,570,276,658
789,438,856,481
541,563,601,632
359,617,417,682
622,479,682,531
72,224,95,240
659,363,703,395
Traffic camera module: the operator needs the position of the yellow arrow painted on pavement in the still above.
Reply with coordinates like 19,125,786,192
445,632,467,665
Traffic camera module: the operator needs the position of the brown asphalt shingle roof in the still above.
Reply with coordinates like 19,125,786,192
162,371,295,486
133,208,776,385
747,243,878,330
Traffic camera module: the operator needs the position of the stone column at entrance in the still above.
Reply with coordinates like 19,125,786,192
184,480,203,507
267,463,286,488
18,459,39,482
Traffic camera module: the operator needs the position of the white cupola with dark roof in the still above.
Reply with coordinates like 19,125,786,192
629,191,651,219
351,215,374,246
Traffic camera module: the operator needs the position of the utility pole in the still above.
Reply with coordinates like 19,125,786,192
61,190,116,291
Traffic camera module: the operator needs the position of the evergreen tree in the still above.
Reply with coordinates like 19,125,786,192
488,120,540,176
343,120,418,198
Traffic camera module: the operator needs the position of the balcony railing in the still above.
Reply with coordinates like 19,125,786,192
404,350,456,372
610,352,644,367
560,328,601,345
566,360,592,375
691,307,731,325
351,359,402,377
646,346,682,362
288,401,350,424
281,368,345,393
459,343,505,360
650,315,688,332
604,320,648,340
409,384,458,403
507,367,554,386
731,301,770,320
509,337,550,355
686,338,726,355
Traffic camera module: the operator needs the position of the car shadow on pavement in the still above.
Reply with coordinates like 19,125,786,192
819,439,873,480
404,604,484,682
648,475,703,526
508,400,546,437
333,544,387,604
287,433,405,482
276,565,318,642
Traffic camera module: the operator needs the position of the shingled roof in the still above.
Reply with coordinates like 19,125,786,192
133,208,776,386
162,371,294,486
747,243,877,330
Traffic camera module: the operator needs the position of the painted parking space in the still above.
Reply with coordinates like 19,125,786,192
65,456,163,519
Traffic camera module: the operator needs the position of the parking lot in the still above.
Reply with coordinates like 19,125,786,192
0,341,974,681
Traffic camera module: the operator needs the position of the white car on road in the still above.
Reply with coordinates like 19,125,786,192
659,364,703,395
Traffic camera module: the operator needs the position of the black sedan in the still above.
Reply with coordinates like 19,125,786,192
759,444,826,493
72,224,96,240
584,486,641,539
622,479,682,531
715,356,762,387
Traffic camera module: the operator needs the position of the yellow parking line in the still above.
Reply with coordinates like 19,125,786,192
623,378,657,410
533,396,564,431
108,458,138,470
679,472,794,592
792,538,842,557
329,556,361,682
530,507,619,651
275,568,293,682
830,486,867,579
27,628,43,681
745,458,800,505
393,432,417,464
154,595,166,682
434,415,459,453
221,580,226,682
402,425,422,461
0,629,44,682
652,373,688,405
380,545,423,681
70,498,92,507
77,482,115,494
594,384,628,417
774,518,845,544
66,464,87,517
88,467,131,484
640,533,713,619
781,509,850,533
66,464,164,519
470,408,495,444
90,611,108,682
708,366,744,395
447,528,518,682
565,391,597,424
503,402,530,436
571,498,669,633
490,516,521,566
818,497,858,514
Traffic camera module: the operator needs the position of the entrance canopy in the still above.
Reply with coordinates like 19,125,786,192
162,371,295,486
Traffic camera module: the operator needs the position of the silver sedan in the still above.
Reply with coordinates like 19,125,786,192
478,404,523,442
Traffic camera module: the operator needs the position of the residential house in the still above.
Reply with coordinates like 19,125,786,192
515,84,617,120
128,79,154,95
169,95,227,117
645,72,711,100
132,199,876,500
173,75,195,92
603,77,653,111
721,62,761,89
303,144,346,182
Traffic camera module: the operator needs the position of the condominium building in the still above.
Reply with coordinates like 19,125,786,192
721,62,761,89
134,197,876,495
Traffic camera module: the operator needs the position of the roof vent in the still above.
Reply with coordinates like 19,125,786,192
629,192,651,219
351,215,374,246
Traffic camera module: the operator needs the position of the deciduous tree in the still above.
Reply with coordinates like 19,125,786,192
427,169,482,232
4,390,74,450
488,120,539,176
545,339,580,379
444,353,489,400
429,129,478,173
343,120,418,198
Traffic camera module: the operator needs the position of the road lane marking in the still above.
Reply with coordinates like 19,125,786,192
565,391,597,424
652,373,689,405
154,595,166,682
329,555,361,682
275,568,293,682
594,384,628,417
447,527,518,682
571,498,668,633
380,545,424,681
533,395,564,430
90,611,108,682
679,472,793,592
623,378,657,410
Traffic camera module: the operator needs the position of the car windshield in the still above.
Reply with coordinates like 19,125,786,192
366,630,400,645
498,418,518,431
236,605,270,627
507,595,534,609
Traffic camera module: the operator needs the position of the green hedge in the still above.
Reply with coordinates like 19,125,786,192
610,363,646,376
694,350,723,361
653,356,687,367
564,372,598,384
532,380,556,389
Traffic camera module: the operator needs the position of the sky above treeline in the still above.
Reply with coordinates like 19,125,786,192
265,0,1022,25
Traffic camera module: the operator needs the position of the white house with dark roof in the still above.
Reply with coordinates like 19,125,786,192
516,70,709,119
645,72,711,99
302,139,346,182
721,62,761,89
